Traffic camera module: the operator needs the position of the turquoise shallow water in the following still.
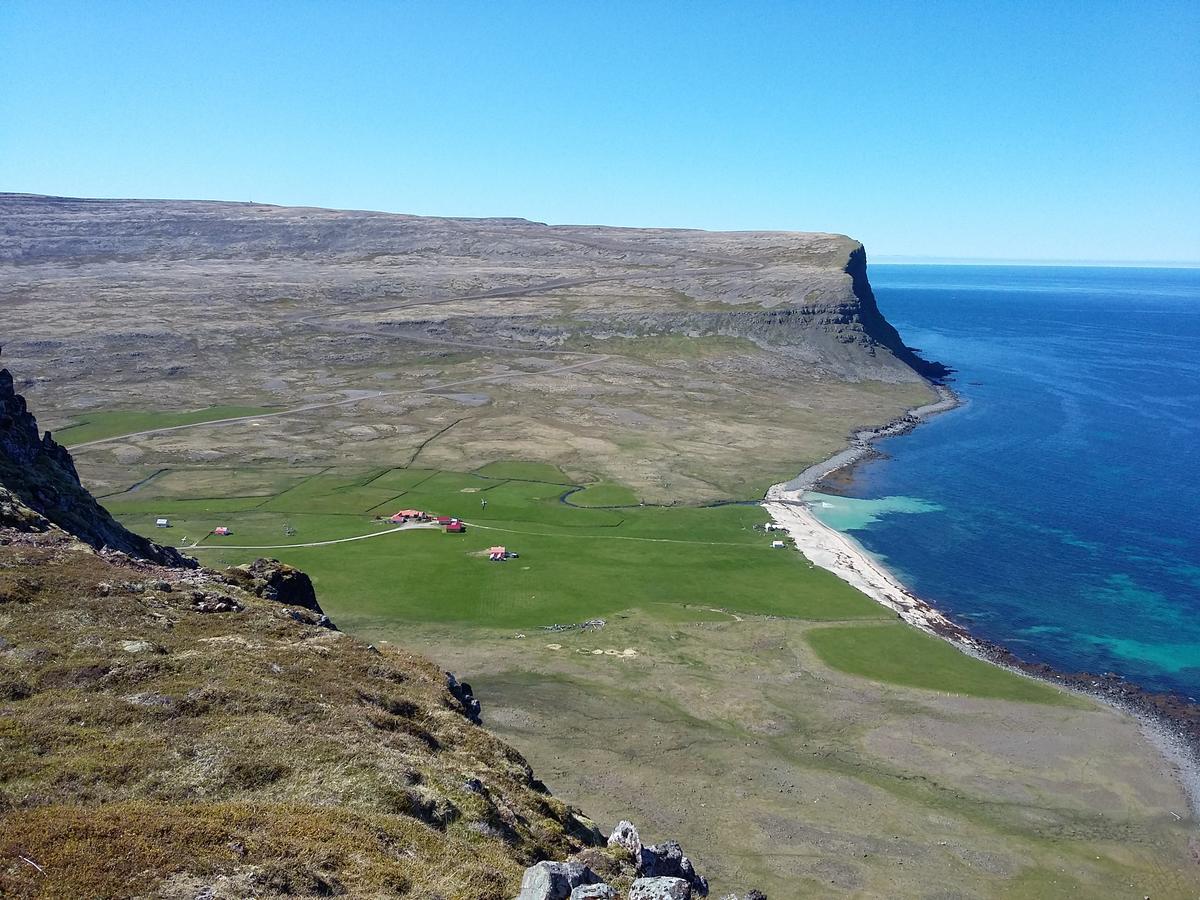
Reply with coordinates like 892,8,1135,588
808,265,1200,697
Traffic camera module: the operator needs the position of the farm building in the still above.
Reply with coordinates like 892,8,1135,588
155,517,170,528
771,540,786,549
436,515,456,525
488,546,506,561
213,527,232,537
390,509,427,523
446,521,465,533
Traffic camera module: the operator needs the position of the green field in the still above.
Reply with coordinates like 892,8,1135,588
110,465,887,629
806,622,1075,704
109,462,1076,701
55,406,276,446
567,482,640,507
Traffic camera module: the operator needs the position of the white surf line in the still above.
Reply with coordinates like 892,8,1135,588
67,355,610,450
462,520,757,548
183,523,437,551
762,483,979,644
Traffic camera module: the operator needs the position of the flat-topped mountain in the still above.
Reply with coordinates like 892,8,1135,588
0,193,943,382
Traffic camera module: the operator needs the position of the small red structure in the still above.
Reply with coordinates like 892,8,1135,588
212,526,231,536
390,509,427,523
436,515,455,525
488,545,506,561
446,521,465,533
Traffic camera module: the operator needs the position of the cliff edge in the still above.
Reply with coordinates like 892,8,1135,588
0,365,192,567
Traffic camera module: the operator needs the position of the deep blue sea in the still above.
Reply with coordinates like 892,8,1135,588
809,265,1200,697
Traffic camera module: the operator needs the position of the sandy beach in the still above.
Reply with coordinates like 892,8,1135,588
762,483,978,645
764,383,968,639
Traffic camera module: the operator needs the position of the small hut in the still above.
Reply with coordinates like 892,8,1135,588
488,546,507,561
155,517,170,528
213,526,232,537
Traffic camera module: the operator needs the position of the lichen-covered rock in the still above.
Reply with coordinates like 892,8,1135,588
630,876,692,900
570,885,617,900
638,841,708,896
514,860,600,900
607,819,642,858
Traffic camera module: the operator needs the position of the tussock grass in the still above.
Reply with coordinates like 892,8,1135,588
0,534,600,897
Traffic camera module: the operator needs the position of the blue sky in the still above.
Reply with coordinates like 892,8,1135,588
2,1,1197,263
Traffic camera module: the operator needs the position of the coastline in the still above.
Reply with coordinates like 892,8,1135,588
762,384,1200,816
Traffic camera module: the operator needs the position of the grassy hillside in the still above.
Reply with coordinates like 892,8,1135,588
0,530,603,898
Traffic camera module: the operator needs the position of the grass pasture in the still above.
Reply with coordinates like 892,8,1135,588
108,462,1089,701
110,464,890,629
806,622,1076,704
54,405,275,446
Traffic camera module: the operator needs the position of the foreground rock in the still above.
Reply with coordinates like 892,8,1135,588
514,823,765,900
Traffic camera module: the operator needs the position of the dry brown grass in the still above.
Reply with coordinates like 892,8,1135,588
0,530,601,897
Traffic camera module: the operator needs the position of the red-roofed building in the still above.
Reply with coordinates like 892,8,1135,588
446,521,465,533
390,509,427,523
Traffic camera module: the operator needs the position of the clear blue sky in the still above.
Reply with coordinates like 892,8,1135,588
2,1,1197,263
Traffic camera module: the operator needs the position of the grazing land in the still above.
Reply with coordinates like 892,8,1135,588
110,461,1200,898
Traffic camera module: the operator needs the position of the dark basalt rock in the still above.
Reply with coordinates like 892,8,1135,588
0,366,195,568
446,671,482,724
225,557,323,611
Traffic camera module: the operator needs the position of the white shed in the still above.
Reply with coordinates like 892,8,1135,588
155,518,170,528
771,540,786,549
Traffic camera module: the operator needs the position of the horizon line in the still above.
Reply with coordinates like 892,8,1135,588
871,255,1200,270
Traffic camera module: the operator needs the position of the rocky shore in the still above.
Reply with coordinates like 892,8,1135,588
765,383,1200,817
779,383,960,494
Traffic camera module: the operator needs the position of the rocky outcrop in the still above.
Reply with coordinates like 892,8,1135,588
515,860,603,899
0,366,194,567
514,823,763,900
637,840,708,895
225,557,322,611
446,670,483,724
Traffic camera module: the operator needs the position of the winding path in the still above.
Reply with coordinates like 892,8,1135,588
184,518,763,552
183,521,438,550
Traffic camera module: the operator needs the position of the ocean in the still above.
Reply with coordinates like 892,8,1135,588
808,264,1200,698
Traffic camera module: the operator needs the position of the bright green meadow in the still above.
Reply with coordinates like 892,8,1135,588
107,462,1069,703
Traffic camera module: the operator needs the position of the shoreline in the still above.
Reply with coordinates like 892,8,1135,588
763,383,1200,817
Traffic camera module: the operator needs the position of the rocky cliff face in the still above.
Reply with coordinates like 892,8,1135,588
0,367,193,566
